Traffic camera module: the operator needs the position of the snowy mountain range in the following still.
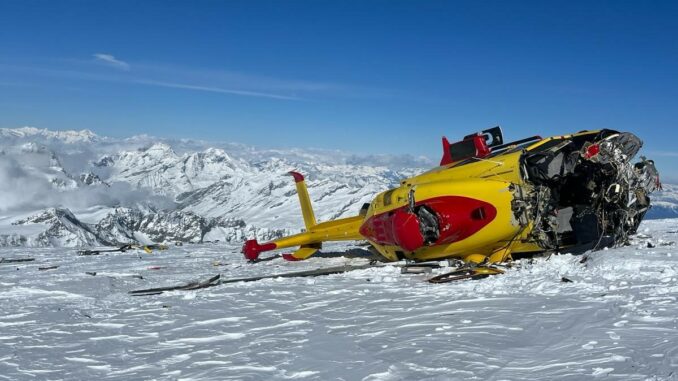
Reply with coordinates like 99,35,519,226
0,127,676,247
0,127,425,247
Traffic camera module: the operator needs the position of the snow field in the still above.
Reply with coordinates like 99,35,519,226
0,219,676,380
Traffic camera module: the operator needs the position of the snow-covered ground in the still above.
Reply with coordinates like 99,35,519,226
1,220,677,380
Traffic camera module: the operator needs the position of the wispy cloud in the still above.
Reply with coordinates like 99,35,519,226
133,79,301,100
93,53,130,71
1,55,392,101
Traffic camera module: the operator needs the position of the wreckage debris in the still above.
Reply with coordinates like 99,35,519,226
77,245,133,256
0,257,35,264
129,264,384,296
129,262,452,296
129,274,221,296
77,244,168,256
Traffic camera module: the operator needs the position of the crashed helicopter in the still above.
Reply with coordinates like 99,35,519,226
242,127,660,278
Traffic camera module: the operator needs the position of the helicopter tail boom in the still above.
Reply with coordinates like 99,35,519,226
242,172,363,261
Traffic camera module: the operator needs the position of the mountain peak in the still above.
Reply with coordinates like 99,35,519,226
141,142,176,156
203,147,230,158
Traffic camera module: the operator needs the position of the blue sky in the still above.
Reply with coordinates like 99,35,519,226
1,0,678,180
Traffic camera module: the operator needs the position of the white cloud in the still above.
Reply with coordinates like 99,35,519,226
0,155,173,213
93,53,130,71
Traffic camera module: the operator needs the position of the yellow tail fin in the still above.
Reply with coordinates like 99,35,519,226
289,171,316,230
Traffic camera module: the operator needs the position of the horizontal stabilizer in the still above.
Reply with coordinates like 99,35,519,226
283,244,321,261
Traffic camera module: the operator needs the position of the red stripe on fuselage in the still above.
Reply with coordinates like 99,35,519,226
359,196,497,251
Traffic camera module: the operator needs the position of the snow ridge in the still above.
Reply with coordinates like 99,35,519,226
0,126,98,143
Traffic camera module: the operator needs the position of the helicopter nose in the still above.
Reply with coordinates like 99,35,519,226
390,209,425,251
359,209,425,252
